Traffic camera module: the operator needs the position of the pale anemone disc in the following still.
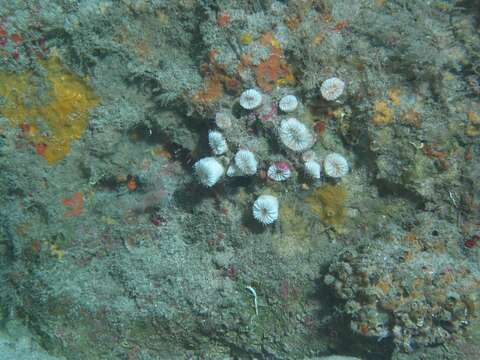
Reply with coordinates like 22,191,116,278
240,89,262,110
324,153,349,178
234,149,257,175
193,157,224,187
252,195,279,225
279,118,314,152
304,159,321,179
267,161,291,181
320,77,345,101
279,95,298,113
208,130,228,155
215,112,232,129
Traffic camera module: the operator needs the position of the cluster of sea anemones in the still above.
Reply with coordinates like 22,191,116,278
193,85,349,225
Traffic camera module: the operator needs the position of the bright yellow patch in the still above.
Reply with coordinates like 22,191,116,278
305,184,347,227
0,57,99,164
240,33,253,45
50,244,65,260
270,37,281,49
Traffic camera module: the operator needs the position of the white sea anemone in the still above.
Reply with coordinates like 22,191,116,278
304,159,321,179
279,95,298,112
234,149,257,175
320,77,345,101
279,118,314,152
215,112,232,129
252,195,279,225
240,89,262,110
208,130,228,155
193,157,224,187
267,161,291,181
324,153,349,178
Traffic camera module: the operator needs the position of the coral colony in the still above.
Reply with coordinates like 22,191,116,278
193,87,350,223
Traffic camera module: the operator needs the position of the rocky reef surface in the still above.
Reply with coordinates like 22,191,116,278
0,1,479,359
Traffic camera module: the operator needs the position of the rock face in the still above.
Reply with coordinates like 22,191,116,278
0,0,479,359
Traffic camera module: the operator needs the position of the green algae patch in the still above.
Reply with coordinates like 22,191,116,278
0,56,99,164
305,184,347,227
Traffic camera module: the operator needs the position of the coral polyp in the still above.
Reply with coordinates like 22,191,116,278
323,153,349,179
240,89,262,110
279,118,314,152
252,195,279,224
208,130,228,155
234,149,257,175
267,161,291,181
194,157,224,187
320,77,345,101
304,159,321,179
279,95,298,113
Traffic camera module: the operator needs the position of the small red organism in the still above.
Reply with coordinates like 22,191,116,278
35,143,47,156
11,49,19,60
62,192,84,217
127,176,138,191
224,264,236,279
10,33,22,44
313,121,327,135
464,235,479,249
19,123,30,134
150,214,166,226
217,12,231,27
258,169,268,181
332,20,348,32
224,76,241,93
260,102,277,121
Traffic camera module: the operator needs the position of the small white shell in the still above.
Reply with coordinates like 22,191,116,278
234,149,257,175
304,160,321,179
208,130,228,155
320,77,345,101
193,157,224,187
279,95,298,112
279,118,314,152
240,89,262,110
252,195,279,225
267,161,291,181
324,153,349,178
